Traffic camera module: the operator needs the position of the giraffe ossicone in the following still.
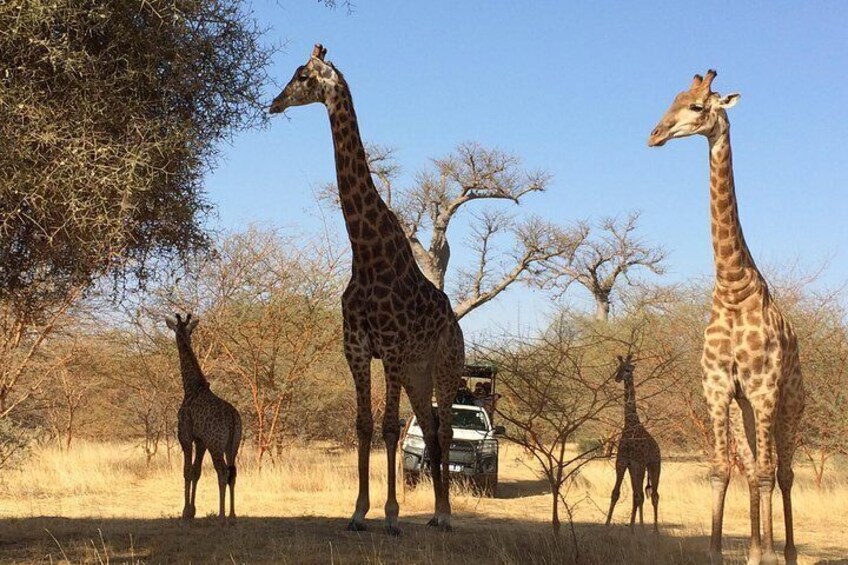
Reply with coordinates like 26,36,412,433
269,44,465,535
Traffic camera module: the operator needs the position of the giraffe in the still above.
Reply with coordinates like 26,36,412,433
648,70,805,565
269,44,465,535
605,354,661,532
166,313,243,524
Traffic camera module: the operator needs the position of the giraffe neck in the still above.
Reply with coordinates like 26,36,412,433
324,82,412,263
707,116,764,304
623,378,640,429
175,334,208,397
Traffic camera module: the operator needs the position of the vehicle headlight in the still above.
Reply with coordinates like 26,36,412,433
405,435,425,451
479,439,498,455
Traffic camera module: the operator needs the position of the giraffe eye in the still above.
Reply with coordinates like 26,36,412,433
689,104,705,112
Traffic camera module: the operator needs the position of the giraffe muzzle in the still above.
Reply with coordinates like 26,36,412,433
647,126,669,147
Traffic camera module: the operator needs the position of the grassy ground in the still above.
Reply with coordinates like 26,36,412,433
0,442,846,564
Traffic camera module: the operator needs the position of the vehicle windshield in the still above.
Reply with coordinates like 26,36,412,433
450,408,489,432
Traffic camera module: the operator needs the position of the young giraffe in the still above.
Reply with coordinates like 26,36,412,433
269,44,464,535
167,313,242,524
605,354,661,532
649,70,804,565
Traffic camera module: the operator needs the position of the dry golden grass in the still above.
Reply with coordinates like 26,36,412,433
0,441,845,564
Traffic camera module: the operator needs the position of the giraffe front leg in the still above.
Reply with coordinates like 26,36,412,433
382,376,402,536
189,440,206,518
628,464,645,530
606,458,627,525
704,374,734,564
730,398,762,565
346,353,372,532
752,399,778,565
180,440,193,520
178,411,194,521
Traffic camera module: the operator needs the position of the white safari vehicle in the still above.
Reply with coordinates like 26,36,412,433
400,364,504,497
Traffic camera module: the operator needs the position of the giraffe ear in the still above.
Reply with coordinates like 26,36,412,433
186,318,199,333
165,316,177,330
617,355,624,363
718,93,740,108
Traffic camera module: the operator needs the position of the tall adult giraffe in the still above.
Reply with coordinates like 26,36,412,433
649,70,804,565
605,354,661,532
269,44,464,535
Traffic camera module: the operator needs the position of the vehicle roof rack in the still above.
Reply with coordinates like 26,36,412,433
462,363,497,380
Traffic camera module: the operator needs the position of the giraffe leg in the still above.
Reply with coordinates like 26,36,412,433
628,464,645,530
752,398,778,565
705,377,734,564
211,452,227,523
731,398,762,565
406,389,442,529
775,373,803,565
346,353,372,532
189,440,206,516
647,460,661,533
179,434,193,520
433,381,456,531
382,375,402,536
225,444,239,520
606,458,627,525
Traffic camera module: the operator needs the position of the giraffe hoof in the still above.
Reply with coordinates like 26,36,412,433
346,520,367,532
385,524,402,537
426,517,452,532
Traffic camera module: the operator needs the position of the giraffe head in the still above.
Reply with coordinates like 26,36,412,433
648,70,740,147
614,354,635,383
269,44,341,114
165,312,199,339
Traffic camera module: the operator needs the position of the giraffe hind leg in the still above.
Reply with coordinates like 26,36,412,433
775,372,803,565
646,459,661,532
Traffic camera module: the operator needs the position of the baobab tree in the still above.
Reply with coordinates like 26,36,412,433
541,212,666,322
323,142,586,319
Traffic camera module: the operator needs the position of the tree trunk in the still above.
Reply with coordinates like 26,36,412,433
551,484,561,535
594,296,610,322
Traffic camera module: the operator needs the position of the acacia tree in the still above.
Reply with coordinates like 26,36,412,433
159,228,346,465
324,142,587,319
541,212,666,322
0,0,273,429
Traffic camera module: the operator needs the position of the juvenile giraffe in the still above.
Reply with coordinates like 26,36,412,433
167,313,242,523
649,70,804,565
605,354,661,532
269,44,464,535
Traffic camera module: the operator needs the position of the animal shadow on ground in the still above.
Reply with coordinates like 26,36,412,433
0,515,770,564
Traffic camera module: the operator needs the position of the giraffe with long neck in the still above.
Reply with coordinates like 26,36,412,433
605,354,661,531
269,45,464,534
168,313,243,523
649,70,804,565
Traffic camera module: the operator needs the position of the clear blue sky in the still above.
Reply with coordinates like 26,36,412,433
206,1,848,338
